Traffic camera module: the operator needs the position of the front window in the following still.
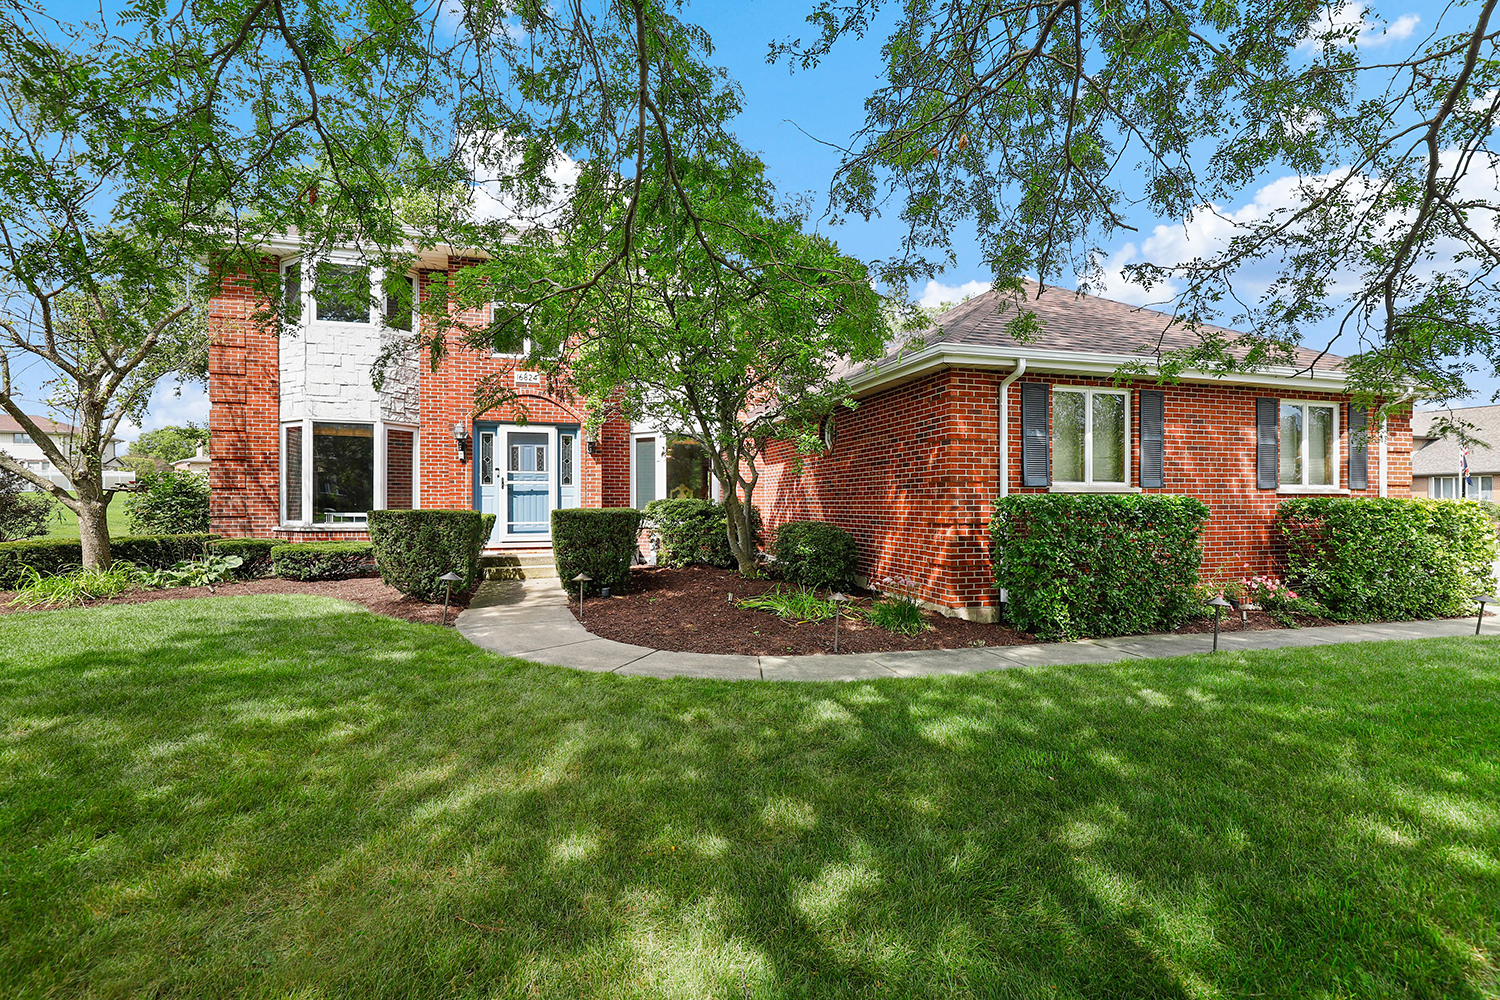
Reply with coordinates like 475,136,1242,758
315,263,371,324
490,301,531,358
313,423,374,520
1052,388,1127,485
1280,401,1337,487
633,436,657,509
666,437,712,499
283,424,304,521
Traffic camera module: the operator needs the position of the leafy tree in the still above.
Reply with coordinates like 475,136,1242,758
0,0,465,568
0,465,52,542
466,156,890,574
775,0,1500,410
130,424,209,465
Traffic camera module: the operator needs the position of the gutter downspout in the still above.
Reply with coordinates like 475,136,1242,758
996,360,1027,610
998,359,1027,499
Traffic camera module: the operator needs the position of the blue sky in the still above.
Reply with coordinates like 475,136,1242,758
18,0,1488,440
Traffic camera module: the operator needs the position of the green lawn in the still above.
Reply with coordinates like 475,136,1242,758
2,598,1499,999
37,500,132,540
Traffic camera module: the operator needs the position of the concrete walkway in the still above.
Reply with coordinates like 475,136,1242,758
455,577,1489,681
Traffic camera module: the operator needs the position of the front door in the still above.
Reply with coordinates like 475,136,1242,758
505,431,550,535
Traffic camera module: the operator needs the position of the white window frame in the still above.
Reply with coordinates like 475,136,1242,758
1277,399,1341,492
280,418,313,526
489,301,532,359
629,433,664,510
1430,474,1492,501
1049,386,1131,488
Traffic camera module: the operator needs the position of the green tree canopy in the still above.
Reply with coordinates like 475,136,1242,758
129,424,210,465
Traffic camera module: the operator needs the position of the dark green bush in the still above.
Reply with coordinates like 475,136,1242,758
772,520,859,591
479,513,497,549
552,507,643,596
270,541,374,581
643,498,761,568
0,466,52,541
991,494,1210,641
208,538,278,578
0,532,216,589
1277,497,1498,621
367,509,485,601
123,469,211,535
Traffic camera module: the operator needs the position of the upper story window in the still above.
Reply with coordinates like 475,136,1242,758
1279,401,1337,487
384,274,415,332
1052,387,1128,485
13,432,31,444
315,263,372,324
490,301,531,358
282,261,302,323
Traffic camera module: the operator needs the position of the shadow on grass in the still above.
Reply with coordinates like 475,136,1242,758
1,594,1499,998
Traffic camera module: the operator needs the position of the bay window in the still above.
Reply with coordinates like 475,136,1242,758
314,423,374,519
315,263,371,323
1279,401,1338,488
1052,387,1128,485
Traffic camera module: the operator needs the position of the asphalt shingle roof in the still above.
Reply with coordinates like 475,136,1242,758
862,280,1344,375
1411,404,1500,476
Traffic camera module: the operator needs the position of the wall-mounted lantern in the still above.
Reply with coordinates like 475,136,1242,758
452,422,470,462
583,428,600,457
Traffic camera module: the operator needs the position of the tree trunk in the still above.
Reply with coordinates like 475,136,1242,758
75,497,114,570
723,488,758,576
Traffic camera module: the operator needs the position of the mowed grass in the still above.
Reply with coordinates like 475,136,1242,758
37,500,132,540
2,598,1499,999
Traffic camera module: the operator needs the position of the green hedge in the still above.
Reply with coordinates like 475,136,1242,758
1276,497,1498,621
772,520,859,591
270,541,374,581
367,509,485,601
0,533,217,589
991,494,1209,641
479,513,497,548
552,507,643,596
643,498,761,568
208,538,278,578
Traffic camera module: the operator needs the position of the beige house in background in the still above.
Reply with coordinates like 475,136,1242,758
172,442,211,476
0,413,134,490
1411,404,1500,500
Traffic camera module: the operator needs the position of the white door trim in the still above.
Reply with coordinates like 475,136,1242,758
489,422,560,544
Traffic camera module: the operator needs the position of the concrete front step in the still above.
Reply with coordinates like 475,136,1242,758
479,550,558,581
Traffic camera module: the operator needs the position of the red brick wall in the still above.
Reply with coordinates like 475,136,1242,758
208,259,281,538
387,429,414,509
209,257,634,544
757,369,1414,616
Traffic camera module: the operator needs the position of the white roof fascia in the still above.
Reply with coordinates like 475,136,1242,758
844,343,1348,396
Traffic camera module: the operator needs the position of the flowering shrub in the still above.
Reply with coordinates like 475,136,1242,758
867,575,928,635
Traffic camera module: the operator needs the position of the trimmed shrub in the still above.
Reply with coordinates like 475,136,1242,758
208,538,278,578
643,498,761,568
772,520,859,591
1276,497,1498,621
479,513,497,549
123,469,211,535
271,541,374,581
552,507,643,596
991,494,1210,641
0,532,216,589
367,509,485,601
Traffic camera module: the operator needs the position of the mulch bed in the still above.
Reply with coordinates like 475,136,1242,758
571,565,1036,656
0,575,474,628
576,565,1353,656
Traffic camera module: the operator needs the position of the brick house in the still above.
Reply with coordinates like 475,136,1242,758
208,246,1411,620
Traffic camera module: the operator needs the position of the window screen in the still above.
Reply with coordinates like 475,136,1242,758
634,437,657,508
284,424,303,521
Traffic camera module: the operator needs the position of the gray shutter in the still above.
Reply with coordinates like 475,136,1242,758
1021,382,1050,487
1256,397,1279,490
1138,390,1165,488
1348,404,1368,490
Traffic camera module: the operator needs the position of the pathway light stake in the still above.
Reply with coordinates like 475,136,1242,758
1476,594,1500,635
573,572,593,622
438,571,465,627
830,592,850,653
1207,596,1233,653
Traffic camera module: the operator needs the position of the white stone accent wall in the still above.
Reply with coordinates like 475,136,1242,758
379,330,420,424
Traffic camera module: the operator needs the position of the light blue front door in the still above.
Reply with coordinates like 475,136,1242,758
506,431,550,535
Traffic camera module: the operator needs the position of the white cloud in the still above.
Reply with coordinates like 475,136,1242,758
460,131,580,227
1297,4,1419,53
917,278,991,309
120,381,208,444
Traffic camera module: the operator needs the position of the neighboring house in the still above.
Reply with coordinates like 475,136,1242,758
172,442,212,476
207,247,1412,621
0,413,134,491
1411,404,1500,500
